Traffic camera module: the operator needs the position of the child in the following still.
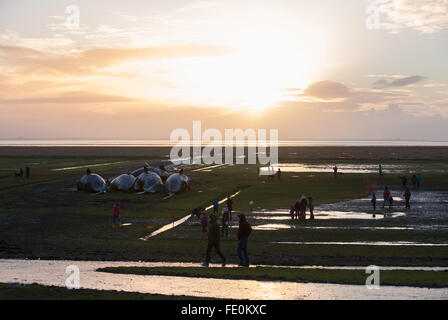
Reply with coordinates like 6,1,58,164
289,205,295,220
200,213,208,235
112,201,120,226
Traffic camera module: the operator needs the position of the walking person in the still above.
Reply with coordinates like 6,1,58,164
383,186,390,209
378,164,383,177
299,195,307,220
213,197,219,214
202,215,226,267
277,168,281,180
290,204,295,220
226,194,233,222
112,201,121,226
333,165,338,179
404,188,411,209
221,203,230,237
371,192,377,210
416,173,421,189
237,214,252,267
308,197,315,220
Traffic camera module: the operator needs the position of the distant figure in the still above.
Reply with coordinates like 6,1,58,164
412,174,417,188
383,186,390,208
294,199,301,220
221,204,230,237
200,213,208,235
112,201,120,225
308,197,314,220
299,195,307,220
237,214,252,267
404,188,411,209
25,166,30,178
249,200,254,212
213,197,219,214
20,168,24,178
277,168,281,180
226,195,233,221
378,164,383,176
86,168,91,175
371,192,377,210
203,215,226,267
416,173,421,189
257,167,260,179
290,205,295,220
191,206,204,220
333,165,338,179
400,175,407,188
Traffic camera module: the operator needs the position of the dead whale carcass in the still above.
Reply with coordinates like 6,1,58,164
134,171,164,193
77,173,107,193
165,173,191,194
131,164,170,181
110,174,136,191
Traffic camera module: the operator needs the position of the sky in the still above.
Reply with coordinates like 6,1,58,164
0,0,447,140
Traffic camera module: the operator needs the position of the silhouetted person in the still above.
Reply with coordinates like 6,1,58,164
203,215,226,267
25,166,30,178
277,168,281,180
213,197,219,214
237,214,252,267
412,174,417,188
226,194,233,221
333,165,338,179
294,199,300,220
308,197,315,220
19,168,23,178
371,192,377,210
404,188,411,209
383,186,390,208
416,173,421,189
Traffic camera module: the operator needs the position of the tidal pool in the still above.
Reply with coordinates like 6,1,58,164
1,259,447,300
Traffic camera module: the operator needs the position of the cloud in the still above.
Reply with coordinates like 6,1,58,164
0,44,231,76
373,75,426,88
300,81,351,100
369,0,448,34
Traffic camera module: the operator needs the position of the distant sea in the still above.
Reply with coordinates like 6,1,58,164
1,140,448,147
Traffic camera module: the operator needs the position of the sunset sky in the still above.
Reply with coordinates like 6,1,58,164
0,0,447,140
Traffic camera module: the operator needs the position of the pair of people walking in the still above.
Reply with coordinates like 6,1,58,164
202,214,252,267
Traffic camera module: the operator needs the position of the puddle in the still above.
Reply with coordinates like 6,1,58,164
252,224,294,230
260,163,448,174
273,241,448,247
253,210,405,220
140,191,241,240
52,161,128,171
0,259,446,300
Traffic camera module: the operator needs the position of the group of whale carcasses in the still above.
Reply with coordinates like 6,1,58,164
76,162,191,195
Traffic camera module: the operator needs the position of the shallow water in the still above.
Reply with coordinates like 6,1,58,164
1,259,447,300
273,241,448,247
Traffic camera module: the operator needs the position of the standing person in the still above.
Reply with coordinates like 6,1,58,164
112,201,120,226
383,186,390,208
400,175,407,188
378,164,383,177
202,215,226,267
221,204,230,237
213,197,219,214
371,192,377,210
25,166,30,178
277,168,281,180
416,173,421,189
308,197,315,220
237,214,252,267
294,199,301,220
299,195,307,220
412,174,417,188
404,188,411,209
333,165,338,179
200,213,208,235
226,195,233,221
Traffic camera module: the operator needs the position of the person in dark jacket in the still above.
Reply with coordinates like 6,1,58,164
294,199,300,220
226,195,233,221
202,215,226,267
237,214,252,267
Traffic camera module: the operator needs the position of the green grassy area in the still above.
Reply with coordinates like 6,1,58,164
1,155,448,268
0,283,199,300
97,266,448,288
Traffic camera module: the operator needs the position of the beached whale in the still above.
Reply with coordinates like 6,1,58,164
77,173,107,193
134,171,164,193
165,173,191,194
110,173,136,191
131,164,170,181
